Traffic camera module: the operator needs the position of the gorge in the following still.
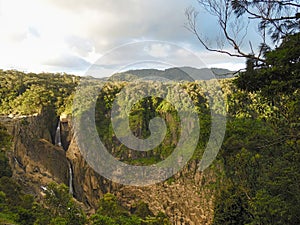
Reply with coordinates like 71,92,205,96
0,109,215,224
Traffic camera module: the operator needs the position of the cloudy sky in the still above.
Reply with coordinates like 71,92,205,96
0,0,252,77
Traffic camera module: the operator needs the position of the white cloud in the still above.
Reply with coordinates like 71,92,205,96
144,44,171,58
195,51,246,70
0,0,246,75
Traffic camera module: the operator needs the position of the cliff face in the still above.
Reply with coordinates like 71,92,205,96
0,111,70,197
66,118,216,224
1,112,216,224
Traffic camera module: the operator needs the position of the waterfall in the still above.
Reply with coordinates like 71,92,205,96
55,121,62,146
55,119,73,196
68,162,74,196
14,157,24,169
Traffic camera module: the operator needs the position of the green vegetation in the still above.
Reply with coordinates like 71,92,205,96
0,70,78,115
93,81,211,165
90,193,169,225
211,32,300,224
212,87,300,224
235,32,300,96
188,1,299,223
0,125,12,178
43,183,86,225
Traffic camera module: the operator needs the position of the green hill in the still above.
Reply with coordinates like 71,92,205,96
109,67,234,81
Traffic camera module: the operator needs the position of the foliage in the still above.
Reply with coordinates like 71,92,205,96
212,83,300,224
93,81,212,165
235,32,300,96
89,193,170,225
231,0,300,42
0,70,78,115
188,3,299,223
0,125,12,178
44,182,86,225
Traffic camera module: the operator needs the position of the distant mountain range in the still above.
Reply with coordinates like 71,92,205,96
107,67,235,81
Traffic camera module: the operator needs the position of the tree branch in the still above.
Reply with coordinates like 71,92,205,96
185,6,266,63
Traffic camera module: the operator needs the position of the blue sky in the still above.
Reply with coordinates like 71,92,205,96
0,0,256,76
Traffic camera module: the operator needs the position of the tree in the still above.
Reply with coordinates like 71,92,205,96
235,32,300,95
96,193,129,218
44,182,86,225
186,0,300,67
0,124,12,178
90,193,170,225
133,201,154,220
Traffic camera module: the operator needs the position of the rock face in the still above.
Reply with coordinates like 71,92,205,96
116,163,216,225
65,118,216,224
0,111,70,197
1,112,216,224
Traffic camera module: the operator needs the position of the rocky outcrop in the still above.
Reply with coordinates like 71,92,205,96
68,138,215,223
1,112,216,224
65,116,216,224
116,162,216,225
0,111,70,197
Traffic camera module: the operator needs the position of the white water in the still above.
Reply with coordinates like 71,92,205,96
55,121,62,146
55,120,73,196
68,163,74,196
14,157,23,168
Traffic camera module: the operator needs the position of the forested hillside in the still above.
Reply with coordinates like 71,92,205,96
0,70,78,116
212,32,300,225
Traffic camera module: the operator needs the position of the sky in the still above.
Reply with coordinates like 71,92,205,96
0,0,252,77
